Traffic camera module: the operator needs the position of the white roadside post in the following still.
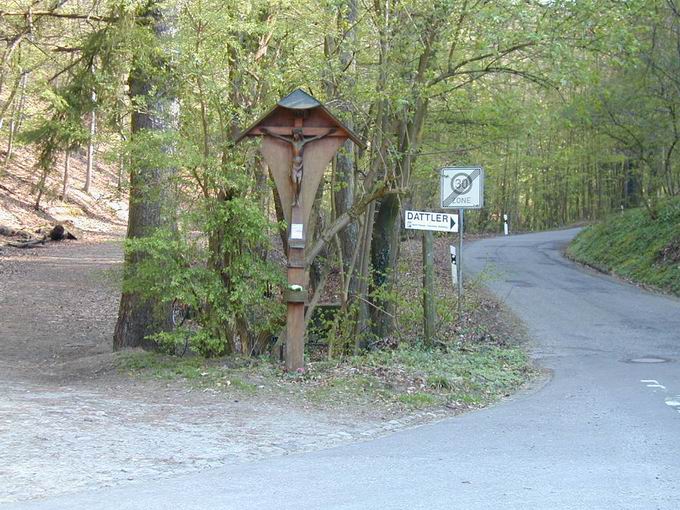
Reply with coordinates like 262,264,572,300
503,214,509,236
450,245,457,286
440,167,484,315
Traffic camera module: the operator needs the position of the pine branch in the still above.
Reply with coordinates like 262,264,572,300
0,11,116,23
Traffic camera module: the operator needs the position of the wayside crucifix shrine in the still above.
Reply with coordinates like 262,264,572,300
236,89,363,371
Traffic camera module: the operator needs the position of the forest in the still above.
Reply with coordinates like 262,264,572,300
1,0,679,359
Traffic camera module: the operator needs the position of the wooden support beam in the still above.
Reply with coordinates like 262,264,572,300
286,244,306,371
252,126,349,137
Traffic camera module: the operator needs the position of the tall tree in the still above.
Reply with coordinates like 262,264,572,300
113,2,179,351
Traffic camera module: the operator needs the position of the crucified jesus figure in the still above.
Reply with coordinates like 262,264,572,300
261,127,336,206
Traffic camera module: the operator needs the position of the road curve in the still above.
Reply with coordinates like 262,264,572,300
5,229,680,510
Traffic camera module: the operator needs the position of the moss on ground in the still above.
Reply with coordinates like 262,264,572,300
116,342,533,413
567,198,680,296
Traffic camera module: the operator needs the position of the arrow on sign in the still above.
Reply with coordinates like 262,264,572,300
442,168,481,208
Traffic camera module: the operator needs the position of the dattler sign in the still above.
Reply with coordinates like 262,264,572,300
405,210,458,233
440,166,484,209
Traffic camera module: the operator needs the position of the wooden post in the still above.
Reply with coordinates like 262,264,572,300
286,203,306,371
422,230,436,345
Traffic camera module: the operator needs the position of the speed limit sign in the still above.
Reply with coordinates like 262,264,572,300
440,167,484,209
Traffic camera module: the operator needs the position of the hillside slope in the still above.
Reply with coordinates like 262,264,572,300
0,139,128,241
567,198,680,296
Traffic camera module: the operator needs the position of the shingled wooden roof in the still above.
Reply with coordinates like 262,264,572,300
235,89,364,148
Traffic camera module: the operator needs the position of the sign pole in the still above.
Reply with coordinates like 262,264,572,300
439,166,482,319
457,208,464,315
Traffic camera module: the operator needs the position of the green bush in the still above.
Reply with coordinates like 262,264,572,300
122,197,286,357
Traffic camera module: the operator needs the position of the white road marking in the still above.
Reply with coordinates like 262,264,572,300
640,380,680,415
641,379,667,389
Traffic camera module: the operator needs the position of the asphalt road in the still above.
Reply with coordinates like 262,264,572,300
5,228,680,510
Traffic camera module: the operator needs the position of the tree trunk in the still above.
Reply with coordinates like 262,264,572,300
113,3,179,352
369,192,401,338
334,140,359,296
368,95,427,340
84,103,96,192
0,73,22,133
354,200,376,350
62,151,70,200
308,176,328,299
323,0,360,307
4,71,27,165
625,159,640,208
117,153,125,191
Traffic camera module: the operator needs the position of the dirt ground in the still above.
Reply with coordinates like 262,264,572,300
0,142,128,238
0,239,453,504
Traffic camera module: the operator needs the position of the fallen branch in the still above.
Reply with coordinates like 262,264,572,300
0,225,19,237
35,223,80,241
0,183,16,195
6,236,46,248
1,222,79,246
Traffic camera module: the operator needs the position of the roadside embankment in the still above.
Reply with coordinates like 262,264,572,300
567,197,680,296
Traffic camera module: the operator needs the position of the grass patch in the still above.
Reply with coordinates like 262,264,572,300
567,197,680,296
398,392,440,408
344,344,533,410
116,352,258,393
116,341,533,414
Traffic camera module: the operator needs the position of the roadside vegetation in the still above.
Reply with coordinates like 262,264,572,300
567,197,680,296
117,341,531,413
116,272,536,415
117,244,535,415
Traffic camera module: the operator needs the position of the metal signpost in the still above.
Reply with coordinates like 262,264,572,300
403,166,483,335
440,167,484,311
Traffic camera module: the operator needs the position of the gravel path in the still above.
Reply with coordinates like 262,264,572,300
0,241,441,504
